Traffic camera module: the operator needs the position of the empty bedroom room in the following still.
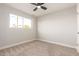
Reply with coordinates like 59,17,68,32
0,3,78,56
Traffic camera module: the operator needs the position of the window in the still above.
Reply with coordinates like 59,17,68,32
9,14,31,29
18,16,23,28
10,14,17,28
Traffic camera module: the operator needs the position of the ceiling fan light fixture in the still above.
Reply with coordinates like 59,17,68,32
37,6,41,8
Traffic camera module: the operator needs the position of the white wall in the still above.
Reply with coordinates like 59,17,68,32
0,4,36,48
37,6,77,48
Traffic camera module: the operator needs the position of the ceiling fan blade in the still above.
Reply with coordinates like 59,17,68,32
37,3,44,6
33,7,38,11
41,6,47,10
31,3,37,6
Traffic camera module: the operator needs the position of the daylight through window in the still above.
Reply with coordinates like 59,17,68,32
9,14,31,29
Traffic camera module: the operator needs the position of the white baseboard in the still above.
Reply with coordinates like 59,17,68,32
39,39,76,49
0,39,36,50
0,38,77,52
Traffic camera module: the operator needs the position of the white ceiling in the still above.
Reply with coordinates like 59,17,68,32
6,3,75,17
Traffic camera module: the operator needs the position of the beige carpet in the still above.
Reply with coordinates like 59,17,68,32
0,40,79,56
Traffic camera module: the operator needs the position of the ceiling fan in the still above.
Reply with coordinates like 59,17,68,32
31,3,47,11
